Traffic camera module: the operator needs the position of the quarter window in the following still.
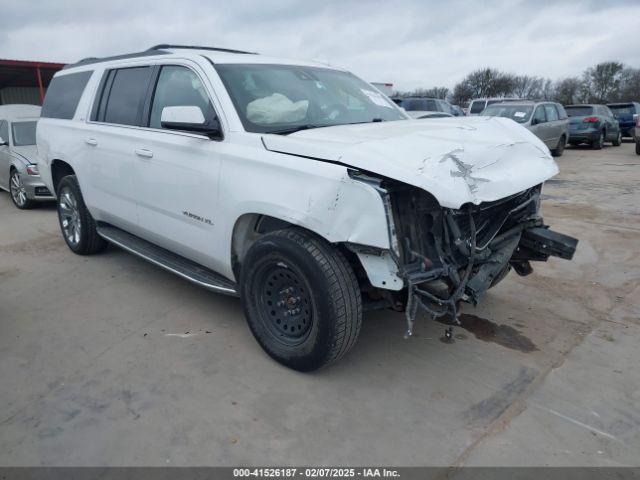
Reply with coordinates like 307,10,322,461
149,66,214,129
41,71,92,120
102,67,152,126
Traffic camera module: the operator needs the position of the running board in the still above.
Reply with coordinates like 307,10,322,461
96,224,238,296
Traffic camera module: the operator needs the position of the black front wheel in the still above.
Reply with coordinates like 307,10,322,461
240,228,362,371
551,136,566,157
636,141,640,155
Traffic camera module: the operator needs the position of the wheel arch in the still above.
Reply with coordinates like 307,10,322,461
50,159,75,195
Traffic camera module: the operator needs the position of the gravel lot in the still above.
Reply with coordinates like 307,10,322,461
0,142,638,466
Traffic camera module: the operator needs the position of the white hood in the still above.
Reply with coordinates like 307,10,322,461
262,116,558,209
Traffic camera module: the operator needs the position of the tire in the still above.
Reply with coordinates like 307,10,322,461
240,228,362,371
592,131,604,150
612,131,622,146
636,141,640,155
9,169,36,210
551,135,566,157
56,175,107,255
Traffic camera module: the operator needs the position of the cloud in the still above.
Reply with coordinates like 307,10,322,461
0,0,638,91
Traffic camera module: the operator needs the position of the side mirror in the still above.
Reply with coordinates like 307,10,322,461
0,136,7,146
531,118,540,126
160,106,222,139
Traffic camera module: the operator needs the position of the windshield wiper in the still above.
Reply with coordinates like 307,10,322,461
346,118,385,125
266,124,325,135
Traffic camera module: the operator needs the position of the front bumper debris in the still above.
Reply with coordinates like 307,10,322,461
387,183,578,337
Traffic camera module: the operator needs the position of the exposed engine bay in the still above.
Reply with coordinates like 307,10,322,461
369,179,578,337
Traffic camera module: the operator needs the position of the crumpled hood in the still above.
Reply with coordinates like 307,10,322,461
262,116,558,209
11,145,37,165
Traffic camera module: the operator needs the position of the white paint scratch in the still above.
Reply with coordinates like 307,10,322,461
530,403,619,442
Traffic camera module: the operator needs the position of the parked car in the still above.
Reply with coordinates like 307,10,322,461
481,101,569,156
393,97,459,116
634,114,639,155
408,112,453,119
37,44,577,371
607,102,640,138
467,98,522,116
565,104,621,149
450,105,465,116
0,105,54,209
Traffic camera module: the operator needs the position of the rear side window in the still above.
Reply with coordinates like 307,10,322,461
41,71,92,119
101,67,152,126
556,104,568,120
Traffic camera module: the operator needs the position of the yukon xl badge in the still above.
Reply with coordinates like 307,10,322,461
182,211,213,226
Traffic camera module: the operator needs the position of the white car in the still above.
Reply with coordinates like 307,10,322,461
0,105,54,209
37,45,577,371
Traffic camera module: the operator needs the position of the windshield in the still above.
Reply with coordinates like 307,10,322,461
215,64,406,133
482,104,533,124
565,106,593,117
11,121,37,146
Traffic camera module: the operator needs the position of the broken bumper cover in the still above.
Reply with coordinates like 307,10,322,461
387,184,578,336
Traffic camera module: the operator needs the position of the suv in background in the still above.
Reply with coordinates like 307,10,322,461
467,98,522,116
481,101,569,156
392,97,461,117
0,104,54,209
566,104,621,149
37,45,577,371
607,102,640,138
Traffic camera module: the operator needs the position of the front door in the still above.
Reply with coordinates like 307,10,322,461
133,63,225,272
0,120,10,189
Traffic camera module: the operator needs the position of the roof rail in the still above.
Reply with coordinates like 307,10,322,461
149,44,257,55
63,48,170,69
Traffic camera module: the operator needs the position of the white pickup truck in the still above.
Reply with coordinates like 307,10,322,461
37,45,577,371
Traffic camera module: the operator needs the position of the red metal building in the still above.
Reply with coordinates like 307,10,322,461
0,59,65,105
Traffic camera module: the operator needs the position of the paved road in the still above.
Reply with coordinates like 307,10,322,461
0,142,638,466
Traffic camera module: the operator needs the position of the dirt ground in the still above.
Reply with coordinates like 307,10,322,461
0,141,638,466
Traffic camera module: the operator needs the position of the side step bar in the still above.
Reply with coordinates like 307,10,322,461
96,223,239,296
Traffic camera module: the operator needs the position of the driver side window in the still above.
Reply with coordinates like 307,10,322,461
149,66,215,130
533,106,546,124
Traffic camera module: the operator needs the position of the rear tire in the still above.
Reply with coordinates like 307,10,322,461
56,175,107,255
551,136,566,157
636,141,640,155
592,131,604,150
612,131,622,146
240,228,362,371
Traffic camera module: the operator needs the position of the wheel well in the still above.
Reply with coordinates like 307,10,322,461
230,213,369,289
230,214,295,278
51,160,75,194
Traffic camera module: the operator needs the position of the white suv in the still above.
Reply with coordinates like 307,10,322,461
37,45,577,371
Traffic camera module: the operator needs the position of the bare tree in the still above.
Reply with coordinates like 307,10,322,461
553,77,583,105
582,61,625,103
512,75,544,99
451,68,517,105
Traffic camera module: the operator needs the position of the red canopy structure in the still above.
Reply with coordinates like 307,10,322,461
0,58,65,105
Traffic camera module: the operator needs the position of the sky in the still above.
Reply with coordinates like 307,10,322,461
1,0,639,92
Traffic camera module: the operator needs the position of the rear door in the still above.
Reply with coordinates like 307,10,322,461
543,103,562,147
82,66,154,232
529,105,550,145
132,62,226,271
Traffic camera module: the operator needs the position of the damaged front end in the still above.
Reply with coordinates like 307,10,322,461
364,177,578,337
